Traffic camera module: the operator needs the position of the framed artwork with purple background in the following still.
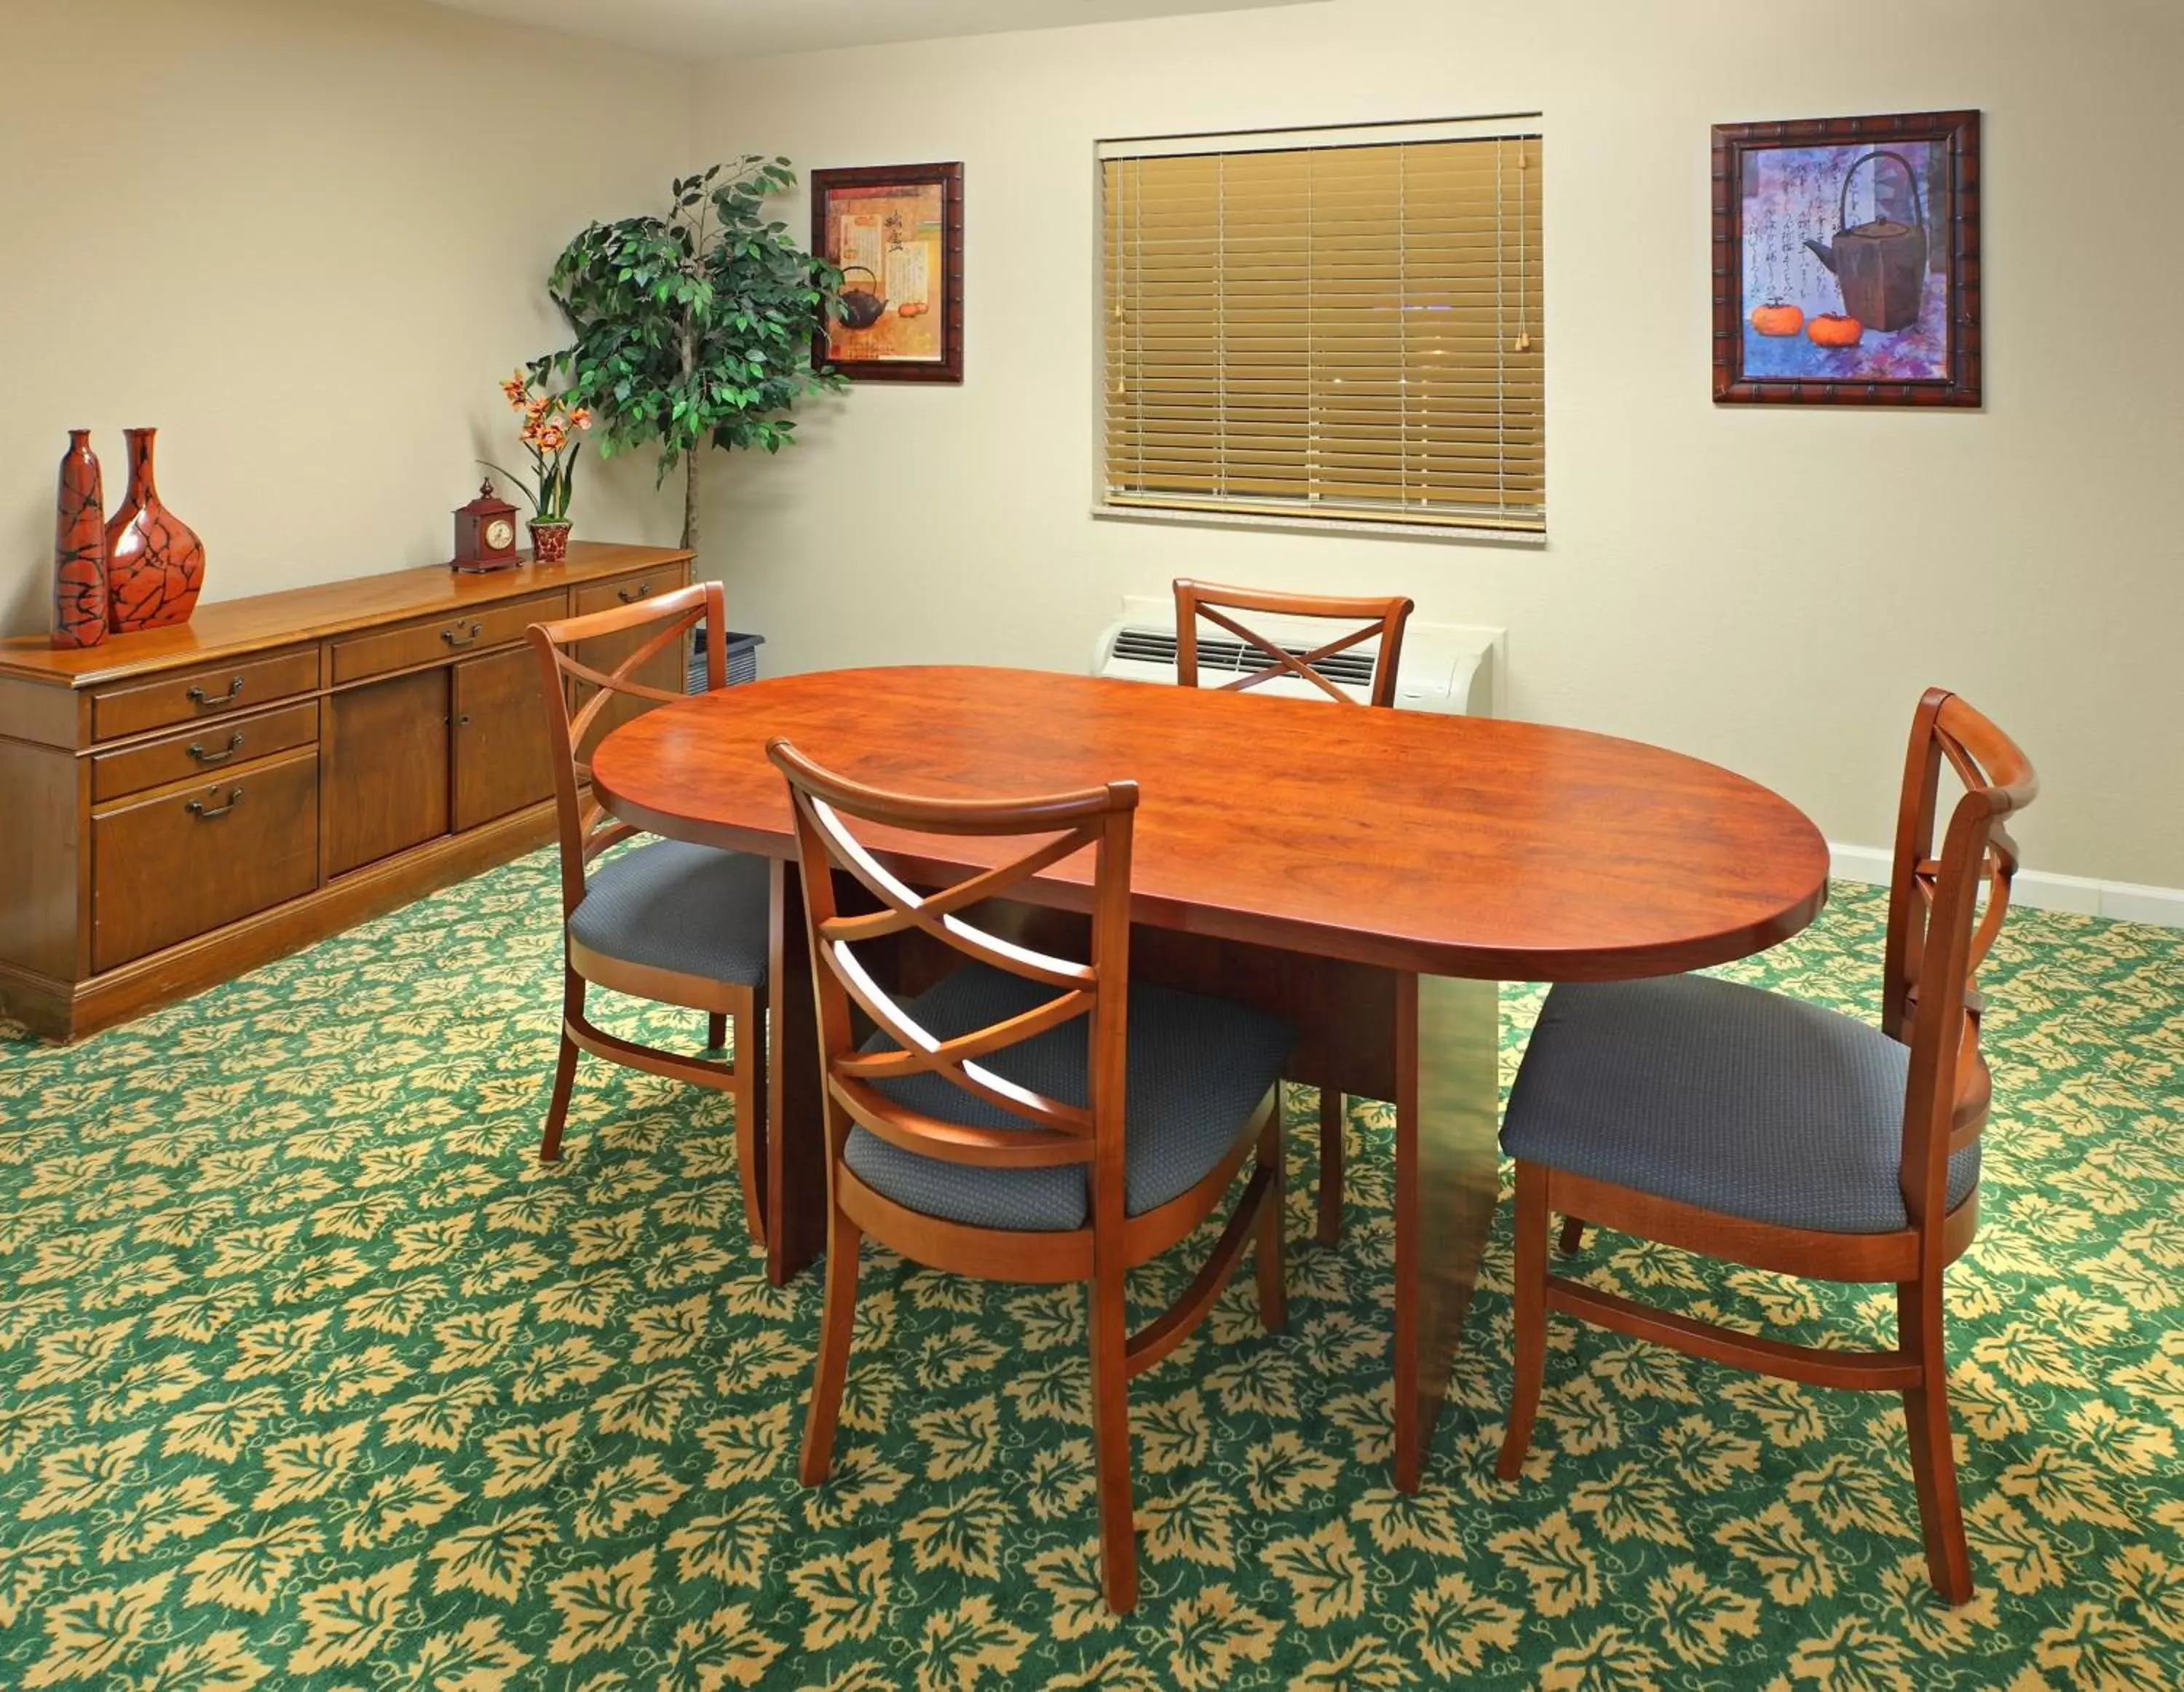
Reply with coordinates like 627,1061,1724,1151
1713,110,1980,406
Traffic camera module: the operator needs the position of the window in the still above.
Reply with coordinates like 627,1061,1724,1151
1099,118,1543,536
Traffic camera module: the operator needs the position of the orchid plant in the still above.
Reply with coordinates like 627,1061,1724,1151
483,373,593,526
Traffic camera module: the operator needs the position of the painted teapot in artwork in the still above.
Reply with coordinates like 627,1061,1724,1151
1804,150,1928,332
837,266,888,330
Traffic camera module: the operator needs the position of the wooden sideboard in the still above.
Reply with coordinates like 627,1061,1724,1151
0,541,692,1040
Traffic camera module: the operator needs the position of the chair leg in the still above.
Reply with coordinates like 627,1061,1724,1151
1496,1161,1551,1481
1088,1254,1138,1613
706,1011,728,1051
1899,1275,1974,1602
799,1206,862,1487
540,973,585,1163
1557,1215,1587,1255
1255,1112,1287,1335
1317,1086,1345,1247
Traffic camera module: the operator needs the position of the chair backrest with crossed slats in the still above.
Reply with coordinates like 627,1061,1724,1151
528,582,726,917
1883,687,2039,1222
768,738,1139,1203
1173,580,1415,708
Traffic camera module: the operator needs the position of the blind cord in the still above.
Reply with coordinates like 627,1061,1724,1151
1495,141,1508,520
1398,143,1411,513
1215,152,1228,503
1132,158,1144,494
1306,151,1316,506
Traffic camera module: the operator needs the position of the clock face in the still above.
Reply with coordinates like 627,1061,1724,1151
484,518,515,551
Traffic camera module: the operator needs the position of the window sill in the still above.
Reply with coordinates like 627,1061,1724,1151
1091,502,1548,547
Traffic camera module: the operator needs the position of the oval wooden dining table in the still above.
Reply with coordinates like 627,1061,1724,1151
592,665,1830,1490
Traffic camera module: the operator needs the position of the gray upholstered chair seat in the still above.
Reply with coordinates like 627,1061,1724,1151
567,840,770,988
844,964,1295,1232
1501,973,1979,1234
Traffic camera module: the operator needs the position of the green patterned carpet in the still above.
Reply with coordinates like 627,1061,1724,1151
2,850,2180,1689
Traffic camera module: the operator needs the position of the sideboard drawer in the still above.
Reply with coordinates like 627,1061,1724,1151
91,700,320,804
572,564,687,618
92,647,320,741
91,746,320,973
330,591,566,685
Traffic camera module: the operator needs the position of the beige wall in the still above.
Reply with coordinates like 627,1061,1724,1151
0,0,692,629
697,0,2184,887
5,0,2176,887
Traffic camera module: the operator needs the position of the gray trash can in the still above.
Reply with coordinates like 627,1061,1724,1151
687,626,764,693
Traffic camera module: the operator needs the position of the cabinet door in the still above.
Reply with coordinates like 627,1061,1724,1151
569,567,689,758
90,748,320,974
324,669,451,877
451,647,558,834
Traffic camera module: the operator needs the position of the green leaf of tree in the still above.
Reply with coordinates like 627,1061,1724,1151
528,157,842,550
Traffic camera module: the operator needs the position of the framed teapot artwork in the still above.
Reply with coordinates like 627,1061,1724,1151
1712,111,1980,406
811,162,965,384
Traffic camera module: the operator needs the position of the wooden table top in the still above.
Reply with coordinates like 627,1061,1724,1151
592,665,1830,981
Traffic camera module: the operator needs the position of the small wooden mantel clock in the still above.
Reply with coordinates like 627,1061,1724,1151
451,481,521,572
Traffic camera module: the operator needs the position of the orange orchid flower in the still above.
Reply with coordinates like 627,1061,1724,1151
486,371,585,526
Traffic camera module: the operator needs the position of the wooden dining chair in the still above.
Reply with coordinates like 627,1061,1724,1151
1495,687,2037,1604
526,582,769,1244
1173,577,1415,1249
769,738,1295,1614
1174,578,1415,708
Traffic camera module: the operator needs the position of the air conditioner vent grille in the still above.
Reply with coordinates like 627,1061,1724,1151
1110,626,1378,688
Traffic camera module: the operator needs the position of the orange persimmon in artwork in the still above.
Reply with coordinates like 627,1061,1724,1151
1806,313,1865,348
1749,301,1804,337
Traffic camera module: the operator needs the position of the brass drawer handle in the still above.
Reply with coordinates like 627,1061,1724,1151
617,582,653,604
186,676,246,708
189,730,246,765
186,786,245,820
442,621,483,648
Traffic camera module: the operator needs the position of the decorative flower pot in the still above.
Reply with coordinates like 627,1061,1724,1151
106,427,205,632
529,521,571,564
52,430,108,649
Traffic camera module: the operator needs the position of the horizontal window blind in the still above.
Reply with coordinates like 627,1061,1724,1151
1101,120,1543,533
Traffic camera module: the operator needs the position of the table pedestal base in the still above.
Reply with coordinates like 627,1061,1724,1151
764,860,828,1287
1395,973,1502,1491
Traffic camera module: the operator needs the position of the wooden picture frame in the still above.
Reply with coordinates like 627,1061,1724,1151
1712,111,1980,406
810,162,965,384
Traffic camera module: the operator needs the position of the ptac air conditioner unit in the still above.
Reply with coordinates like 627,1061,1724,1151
1092,594,1503,717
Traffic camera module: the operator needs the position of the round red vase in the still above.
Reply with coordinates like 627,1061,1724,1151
529,521,572,564
106,427,206,632
52,430,108,649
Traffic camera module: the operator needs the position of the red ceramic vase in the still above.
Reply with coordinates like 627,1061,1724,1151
106,427,206,632
52,430,108,649
529,520,571,564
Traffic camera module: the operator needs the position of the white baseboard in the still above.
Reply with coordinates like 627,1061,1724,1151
1828,844,2184,930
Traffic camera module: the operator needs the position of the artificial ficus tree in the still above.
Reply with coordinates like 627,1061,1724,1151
530,157,844,553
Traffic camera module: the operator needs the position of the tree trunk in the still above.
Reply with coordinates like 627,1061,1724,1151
678,320,701,556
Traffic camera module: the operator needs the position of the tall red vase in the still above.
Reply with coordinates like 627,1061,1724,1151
52,430,108,649
106,427,205,632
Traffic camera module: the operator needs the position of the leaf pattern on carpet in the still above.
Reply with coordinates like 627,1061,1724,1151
2,850,2180,1687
